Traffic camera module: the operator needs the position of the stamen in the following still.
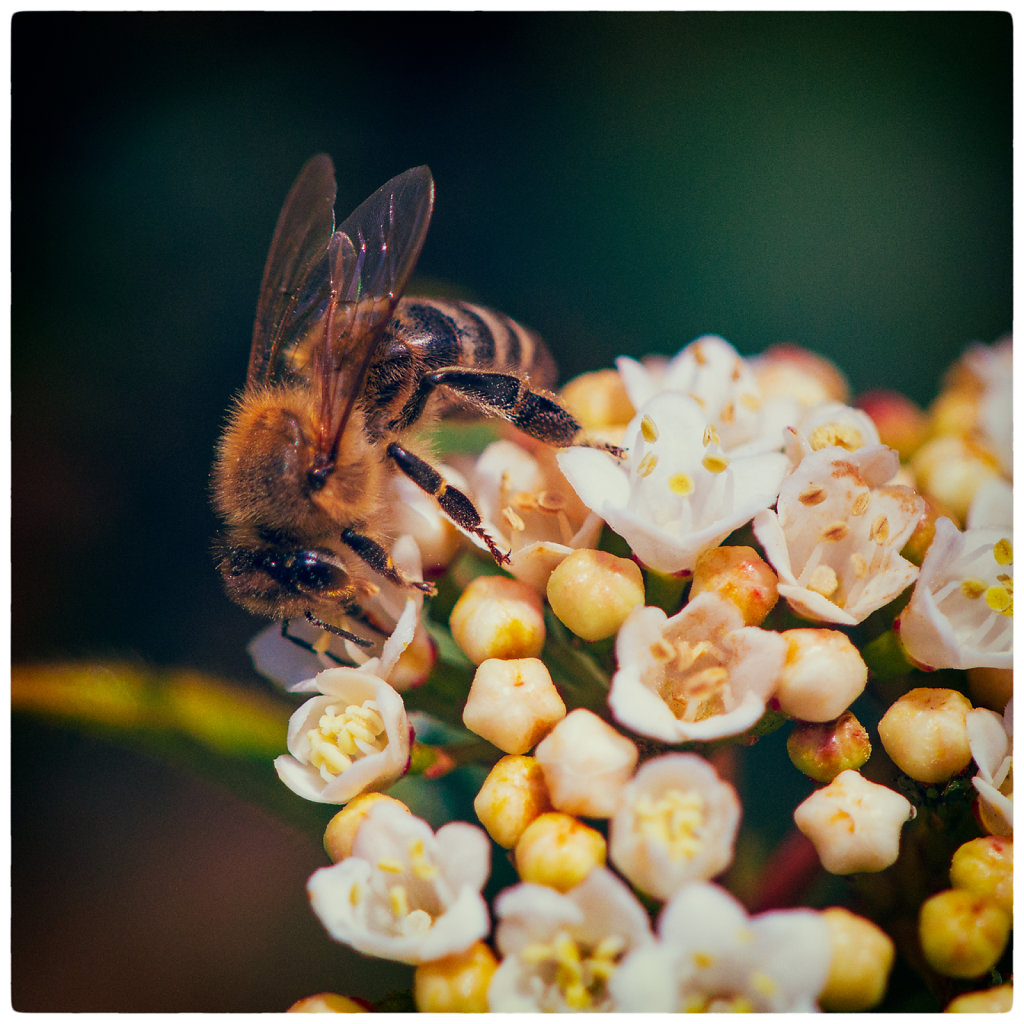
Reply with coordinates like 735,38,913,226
637,452,658,477
807,564,839,598
809,423,864,452
640,415,659,443
799,485,828,506
870,515,890,544
821,521,849,542
702,424,720,447
633,788,706,861
668,472,695,496
994,538,1013,566
850,490,871,516
701,454,729,474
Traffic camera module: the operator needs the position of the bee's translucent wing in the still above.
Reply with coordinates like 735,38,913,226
310,166,435,465
247,154,337,388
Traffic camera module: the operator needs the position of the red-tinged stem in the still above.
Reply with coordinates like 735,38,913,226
750,829,822,913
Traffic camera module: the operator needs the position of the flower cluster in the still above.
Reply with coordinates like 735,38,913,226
254,333,1012,1013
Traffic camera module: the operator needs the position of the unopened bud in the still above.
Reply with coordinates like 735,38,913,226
752,343,850,407
689,545,779,625
910,435,1000,524
945,983,1014,1013
413,941,498,1013
949,835,1012,916
323,793,411,862
776,629,867,722
877,687,973,784
560,368,635,430
474,754,552,848
287,993,369,1013
787,711,872,783
818,907,895,1011
449,575,546,664
514,811,607,891
546,548,645,642
462,657,565,754
918,888,1010,979
855,389,928,460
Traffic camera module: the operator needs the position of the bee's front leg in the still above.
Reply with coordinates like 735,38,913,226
386,442,510,565
338,528,438,593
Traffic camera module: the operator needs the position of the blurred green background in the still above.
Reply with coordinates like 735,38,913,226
12,11,1011,1011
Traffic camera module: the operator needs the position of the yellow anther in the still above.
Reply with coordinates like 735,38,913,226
751,970,779,998
822,521,850,542
702,424,721,447
960,578,987,600
668,472,695,495
389,884,410,919
701,454,729,474
993,538,1013,566
693,343,708,366
640,415,659,443
513,490,538,511
649,637,676,662
349,881,364,906
502,506,527,533
693,951,715,969
850,490,871,516
870,515,890,544
985,585,1012,615
740,391,761,411
537,490,567,512
850,552,868,578
719,401,736,425
799,485,828,506
810,423,864,452
807,564,839,597
409,838,439,881
377,857,404,873
306,700,386,779
637,452,658,477
634,788,706,862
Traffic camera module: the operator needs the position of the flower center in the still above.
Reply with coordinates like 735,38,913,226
521,930,626,1011
633,787,706,862
306,700,386,780
652,637,731,722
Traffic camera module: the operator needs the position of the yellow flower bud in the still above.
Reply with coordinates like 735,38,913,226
689,545,779,625
786,711,872,783
949,835,1012,916
449,575,546,664
474,754,552,848
323,793,411,862
818,907,895,1011
945,983,1014,1013
286,993,368,1012
560,368,635,430
413,941,498,1013
546,548,645,642
878,687,973,784
514,811,607,891
918,889,1010,979
462,657,566,754
910,435,1000,524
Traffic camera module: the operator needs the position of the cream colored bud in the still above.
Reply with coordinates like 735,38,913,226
753,343,850,406
286,993,368,1012
967,665,1013,712
776,629,867,722
878,687,973,784
514,811,607,891
818,907,895,1011
474,754,552,848
950,835,1012,916
535,708,639,818
413,941,498,1013
560,368,635,429
918,888,1010,978
910,435,1001,524
462,657,566,754
323,793,411,862
450,575,546,664
546,548,645,641
689,545,779,625
787,711,872,783
945,983,1014,1013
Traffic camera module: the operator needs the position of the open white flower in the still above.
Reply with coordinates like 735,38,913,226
609,592,786,742
754,443,924,624
785,401,881,463
558,393,788,575
489,867,655,1012
308,800,490,964
896,518,1012,671
274,666,412,804
615,334,798,456
608,753,741,901
614,882,831,1012
465,438,603,591
967,699,1013,836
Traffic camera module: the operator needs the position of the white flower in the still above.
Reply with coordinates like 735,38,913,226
754,443,924,624
613,882,831,1012
247,535,432,692
615,334,798,456
967,698,1013,836
489,867,655,1012
794,770,915,875
896,519,1013,671
967,476,1014,530
558,393,788,575
608,753,741,901
609,592,786,742
307,800,490,964
464,439,603,591
785,400,881,463
274,666,411,804
534,709,638,818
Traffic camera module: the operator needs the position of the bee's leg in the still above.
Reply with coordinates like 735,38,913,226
339,528,438,594
280,618,354,661
302,611,378,647
391,367,625,457
386,442,511,565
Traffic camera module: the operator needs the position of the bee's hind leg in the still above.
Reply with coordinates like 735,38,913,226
386,441,510,565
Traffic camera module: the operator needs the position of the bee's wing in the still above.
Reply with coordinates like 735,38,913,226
247,154,337,388
310,165,435,463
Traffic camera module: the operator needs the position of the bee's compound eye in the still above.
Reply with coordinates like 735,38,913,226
287,550,350,596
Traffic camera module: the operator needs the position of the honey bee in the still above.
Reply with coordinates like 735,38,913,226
212,154,617,646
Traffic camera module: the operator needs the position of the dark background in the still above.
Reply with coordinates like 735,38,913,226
12,12,1012,1011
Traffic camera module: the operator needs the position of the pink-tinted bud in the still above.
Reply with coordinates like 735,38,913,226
855,389,929,460
689,545,779,626
786,711,872,783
